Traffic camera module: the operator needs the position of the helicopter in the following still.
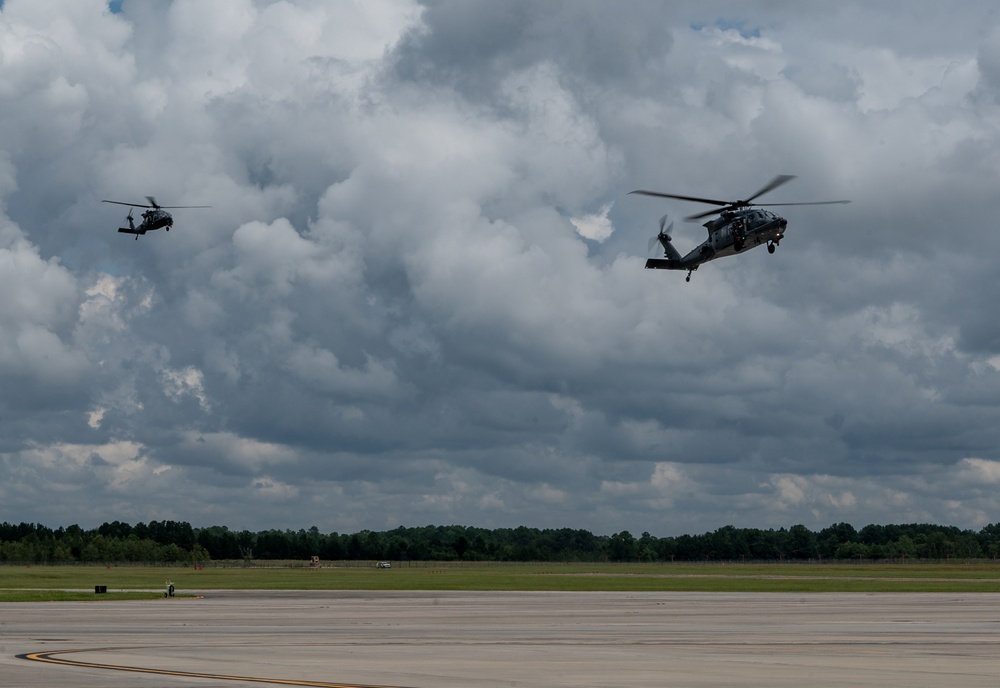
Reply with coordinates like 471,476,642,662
629,175,849,281
102,197,210,239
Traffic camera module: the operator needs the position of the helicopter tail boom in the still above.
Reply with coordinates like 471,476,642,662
656,235,682,262
645,257,681,270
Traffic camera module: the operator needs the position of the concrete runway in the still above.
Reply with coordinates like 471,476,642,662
2,591,1000,687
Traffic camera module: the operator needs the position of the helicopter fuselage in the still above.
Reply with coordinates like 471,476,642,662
137,209,174,232
120,208,173,236
647,208,787,277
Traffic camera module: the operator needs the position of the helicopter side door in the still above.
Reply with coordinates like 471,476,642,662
709,222,736,252
732,216,747,251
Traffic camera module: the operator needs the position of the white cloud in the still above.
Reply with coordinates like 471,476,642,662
178,432,299,475
251,475,299,501
161,366,210,411
570,203,615,242
87,407,105,429
958,457,1000,485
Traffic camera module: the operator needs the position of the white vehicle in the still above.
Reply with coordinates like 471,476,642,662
376,561,391,569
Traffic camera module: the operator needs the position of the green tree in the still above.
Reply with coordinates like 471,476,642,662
817,522,858,558
888,535,917,560
834,541,868,560
787,524,818,560
607,531,638,562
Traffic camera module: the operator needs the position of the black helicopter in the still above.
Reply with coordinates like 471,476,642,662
630,175,849,281
102,197,210,239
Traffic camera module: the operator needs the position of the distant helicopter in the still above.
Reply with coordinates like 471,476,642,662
630,175,849,281
102,197,210,239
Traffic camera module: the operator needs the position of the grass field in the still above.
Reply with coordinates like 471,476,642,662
2,561,1000,601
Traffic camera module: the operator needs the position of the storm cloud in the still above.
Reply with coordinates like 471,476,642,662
2,0,1000,536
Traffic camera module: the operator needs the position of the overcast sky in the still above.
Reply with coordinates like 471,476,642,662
2,0,1000,537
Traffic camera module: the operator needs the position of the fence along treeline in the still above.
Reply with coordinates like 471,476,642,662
2,521,1000,564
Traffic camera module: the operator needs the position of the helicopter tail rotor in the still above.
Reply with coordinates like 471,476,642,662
648,214,671,253
649,215,681,261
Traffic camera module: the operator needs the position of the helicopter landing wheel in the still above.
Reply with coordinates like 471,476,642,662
685,271,692,283
767,242,775,254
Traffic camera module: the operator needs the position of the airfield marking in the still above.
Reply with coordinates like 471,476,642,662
19,647,411,688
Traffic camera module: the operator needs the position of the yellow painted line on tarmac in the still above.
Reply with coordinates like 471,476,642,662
19,647,411,688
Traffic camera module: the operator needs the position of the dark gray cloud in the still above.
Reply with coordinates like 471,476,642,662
1,0,999,536
392,0,675,99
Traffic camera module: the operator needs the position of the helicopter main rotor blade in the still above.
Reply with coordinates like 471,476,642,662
146,196,160,208
756,200,851,207
685,206,733,221
631,175,843,222
628,190,731,206
631,176,797,208
102,200,154,208
742,175,796,204
104,200,211,209
682,199,851,221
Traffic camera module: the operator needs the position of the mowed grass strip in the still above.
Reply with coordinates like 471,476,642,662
2,562,1000,596
0,589,169,602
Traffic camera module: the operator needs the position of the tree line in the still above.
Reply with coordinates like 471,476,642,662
2,520,1000,564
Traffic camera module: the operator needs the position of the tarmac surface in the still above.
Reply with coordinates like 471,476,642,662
2,590,1000,687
